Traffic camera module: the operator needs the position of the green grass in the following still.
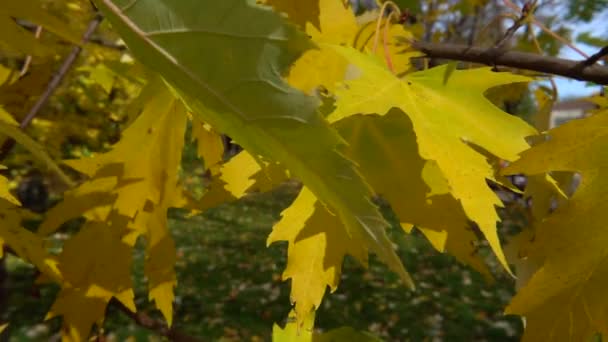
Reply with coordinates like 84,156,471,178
5,183,523,341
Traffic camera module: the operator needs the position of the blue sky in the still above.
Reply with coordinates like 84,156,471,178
553,10,607,99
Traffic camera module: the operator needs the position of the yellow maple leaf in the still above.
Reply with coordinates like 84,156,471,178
327,46,537,272
190,118,224,174
354,17,419,76
268,187,369,321
0,166,61,279
503,111,608,341
287,0,358,94
335,109,490,276
524,173,566,222
39,80,188,335
531,88,554,132
64,80,186,218
46,221,135,341
196,150,289,212
288,0,416,93
272,309,315,341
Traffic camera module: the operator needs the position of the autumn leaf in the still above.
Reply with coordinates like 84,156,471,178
327,46,536,272
531,88,554,131
272,309,382,342
46,221,136,342
272,309,315,342
190,118,224,174
503,111,608,341
334,111,490,275
0,196,61,281
287,0,417,94
267,187,369,319
196,150,289,212
39,79,187,335
287,0,358,94
95,0,413,320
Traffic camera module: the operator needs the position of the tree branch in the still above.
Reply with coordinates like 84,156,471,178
410,41,608,85
110,299,203,342
583,46,608,67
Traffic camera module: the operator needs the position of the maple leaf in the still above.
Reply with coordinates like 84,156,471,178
531,88,554,131
95,0,413,320
503,112,608,341
0,107,73,187
190,118,224,175
272,309,315,342
334,111,490,275
286,0,359,94
267,187,370,319
0,176,61,280
272,309,381,341
195,150,289,213
327,46,537,272
287,0,417,94
46,221,136,341
39,79,187,335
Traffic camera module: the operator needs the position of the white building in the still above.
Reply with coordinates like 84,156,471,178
550,98,597,128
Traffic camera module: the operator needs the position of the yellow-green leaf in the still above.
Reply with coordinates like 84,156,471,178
94,0,412,310
334,110,490,276
503,112,608,341
191,119,224,174
40,80,188,333
46,221,135,341
0,108,74,187
286,0,358,94
328,46,536,272
268,187,369,321
272,310,315,342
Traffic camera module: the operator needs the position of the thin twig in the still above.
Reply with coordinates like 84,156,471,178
467,6,480,46
110,299,203,342
582,46,608,67
0,15,104,161
493,1,534,51
410,41,608,84
20,26,44,77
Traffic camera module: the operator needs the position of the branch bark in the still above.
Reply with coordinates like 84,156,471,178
411,41,608,85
